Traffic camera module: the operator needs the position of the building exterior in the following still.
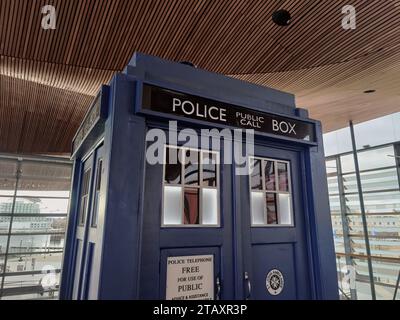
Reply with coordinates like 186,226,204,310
324,113,400,300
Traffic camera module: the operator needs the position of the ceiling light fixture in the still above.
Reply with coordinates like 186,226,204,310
272,9,292,26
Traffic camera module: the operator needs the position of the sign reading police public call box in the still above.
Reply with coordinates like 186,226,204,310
142,84,315,142
166,255,214,300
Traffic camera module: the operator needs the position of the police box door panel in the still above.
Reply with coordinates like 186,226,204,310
140,135,234,299
72,153,94,299
240,144,312,300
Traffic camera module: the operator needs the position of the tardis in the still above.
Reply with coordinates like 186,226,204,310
60,53,338,300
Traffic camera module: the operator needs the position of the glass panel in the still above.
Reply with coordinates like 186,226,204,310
326,159,337,175
360,168,399,192
327,176,339,195
183,188,200,225
0,197,16,213
358,146,396,171
329,196,341,214
163,186,182,225
2,272,60,293
332,234,345,254
184,150,199,186
12,197,69,215
250,159,262,190
11,216,67,234
0,215,11,235
342,174,358,194
201,188,218,225
363,191,400,213
0,253,5,273
91,159,103,228
277,162,289,192
266,193,278,224
1,235,8,255
264,160,275,191
7,234,64,254
18,161,72,191
164,147,181,184
202,152,217,187
16,190,70,198
341,154,355,174
0,159,18,196
78,169,91,225
343,194,361,214
251,192,264,225
278,193,292,225
4,252,63,274
371,260,400,300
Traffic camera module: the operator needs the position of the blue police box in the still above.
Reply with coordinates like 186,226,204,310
60,53,338,300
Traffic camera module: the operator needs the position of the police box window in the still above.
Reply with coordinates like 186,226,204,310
250,157,293,226
163,146,219,227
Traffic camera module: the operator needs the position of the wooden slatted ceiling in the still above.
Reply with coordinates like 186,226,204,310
0,0,399,154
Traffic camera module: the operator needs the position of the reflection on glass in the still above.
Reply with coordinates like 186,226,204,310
326,159,337,175
278,194,292,225
0,235,8,255
3,273,60,289
79,169,91,225
341,154,355,173
92,159,103,228
163,186,182,225
360,168,399,192
0,216,10,235
266,193,278,224
11,216,66,234
358,146,395,171
202,188,218,225
0,197,14,213
277,162,289,192
251,192,264,225
264,161,275,191
184,188,199,224
8,234,65,254
202,152,217,187
4,252,63,274
0,159,17,196
165,147,181,184
250,159,262,190
184,150,199,185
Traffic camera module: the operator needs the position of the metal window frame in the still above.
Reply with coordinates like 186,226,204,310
0,154,72,300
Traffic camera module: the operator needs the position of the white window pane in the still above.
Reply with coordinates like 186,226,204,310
278,193,292,225
251,192,264,225
163,186,182,225
201,188,218,225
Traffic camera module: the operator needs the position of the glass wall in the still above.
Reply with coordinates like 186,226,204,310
0,155,72,300
326,144,400,300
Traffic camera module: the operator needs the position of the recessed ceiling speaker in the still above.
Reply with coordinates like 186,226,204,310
272,9,292,26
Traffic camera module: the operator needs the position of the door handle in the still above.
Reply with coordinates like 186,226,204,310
216,275,221,300
244,271,251,300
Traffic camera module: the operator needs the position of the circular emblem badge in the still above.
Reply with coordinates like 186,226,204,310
266,269,284,295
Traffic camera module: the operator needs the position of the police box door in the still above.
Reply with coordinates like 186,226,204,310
140,136,235,300
239,144,314,300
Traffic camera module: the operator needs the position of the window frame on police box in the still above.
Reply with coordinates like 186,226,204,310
249,156,294,227
161,145,220,228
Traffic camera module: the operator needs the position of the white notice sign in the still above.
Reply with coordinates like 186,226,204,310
166,255,214,300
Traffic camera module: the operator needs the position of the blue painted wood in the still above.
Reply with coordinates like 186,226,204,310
59,160,82,299
61,53,338,300
303,121,339,300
